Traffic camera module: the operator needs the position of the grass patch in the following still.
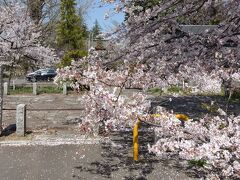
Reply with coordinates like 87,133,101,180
188,159,207,167
200,102,219,113
167,85,183,93
9,86,32,94
38,86,63,94
9,86,74,95
230,91,240,102
147,87,163,95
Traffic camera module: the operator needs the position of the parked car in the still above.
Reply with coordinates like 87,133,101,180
26,68,57,82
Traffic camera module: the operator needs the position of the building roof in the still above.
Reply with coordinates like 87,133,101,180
180,25,218,34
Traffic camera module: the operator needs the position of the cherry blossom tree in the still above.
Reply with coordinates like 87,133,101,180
55,0,240,178
0,1,58,79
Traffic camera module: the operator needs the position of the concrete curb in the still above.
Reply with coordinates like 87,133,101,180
0,135,110,146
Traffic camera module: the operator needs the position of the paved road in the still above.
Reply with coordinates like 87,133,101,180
0,93,203,180
0,142,196,180
0,123,198,180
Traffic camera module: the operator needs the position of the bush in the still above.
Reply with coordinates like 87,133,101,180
58,50,88,68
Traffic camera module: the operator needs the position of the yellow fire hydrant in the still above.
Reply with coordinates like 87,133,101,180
133,120,140,161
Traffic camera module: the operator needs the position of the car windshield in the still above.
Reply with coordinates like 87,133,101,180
35,70,42,74
47,69,55,73
33,69,55,73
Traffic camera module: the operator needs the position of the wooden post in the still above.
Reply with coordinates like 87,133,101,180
133,121,140,161
0,65,3,134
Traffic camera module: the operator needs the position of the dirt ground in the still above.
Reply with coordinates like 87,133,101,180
2,92,237,179
3,92,240,131
3,94,85,131
2,89,142,132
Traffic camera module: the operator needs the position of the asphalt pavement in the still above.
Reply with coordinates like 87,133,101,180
0,144,196,180
0,128,197,180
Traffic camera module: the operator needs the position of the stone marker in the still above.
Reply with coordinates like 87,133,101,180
12,80,15,91
63,83,67,95
33,83,37,95
16,104,26,136
0,65,3,134
182,80,185,89
3,82,8,95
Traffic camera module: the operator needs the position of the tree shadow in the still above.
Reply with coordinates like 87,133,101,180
1,124,16,136
73,123,159,179
150,95,240,120
72,95,239,179
1,124,33,137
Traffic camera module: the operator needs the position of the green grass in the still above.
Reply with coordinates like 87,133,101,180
148,86,189,95
167,85,183,93
9,86,72,95
147,87,163,95
230,91,240,102
188,159,207,167
9,87,33,94
38,86,63,94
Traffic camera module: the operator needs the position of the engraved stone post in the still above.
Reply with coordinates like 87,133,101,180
3,82,8,95
16,104,26,136
33,83,37,95
63,83,67,95
0,65,3,134
12,80,15,91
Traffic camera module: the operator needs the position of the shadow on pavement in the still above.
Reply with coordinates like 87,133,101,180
73,123,158,179
72,95,240,179
1,124,16,136
150,95,240,119
1,124,33,137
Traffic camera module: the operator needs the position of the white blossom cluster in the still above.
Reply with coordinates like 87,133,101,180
147,113,240,179
179,69,223,94
102,0,240,87
54,50,152,134
55,44,240,179
0,1,58,66
55,1,240,178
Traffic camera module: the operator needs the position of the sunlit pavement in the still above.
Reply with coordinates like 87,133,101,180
0,130,197,180
0,94,206,180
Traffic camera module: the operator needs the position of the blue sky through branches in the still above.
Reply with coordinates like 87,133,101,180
84,0,125,31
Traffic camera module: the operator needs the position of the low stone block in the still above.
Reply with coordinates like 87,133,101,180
16,104,26,136
3,82,8,95
12,80,15,91
63,83,67,95
33,83,37,95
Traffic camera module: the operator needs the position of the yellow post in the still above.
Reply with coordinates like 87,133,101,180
133,121,140,161
175,114,189,126
175,114,189,121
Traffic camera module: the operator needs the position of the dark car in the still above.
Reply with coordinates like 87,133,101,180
26,68,57,82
